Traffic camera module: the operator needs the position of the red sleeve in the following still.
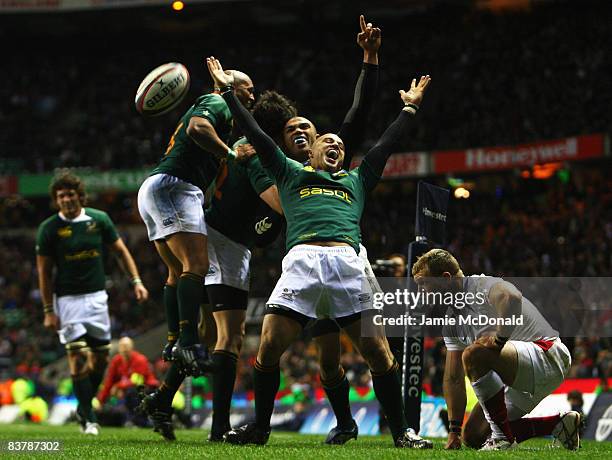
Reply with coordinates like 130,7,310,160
134,352,159,388
97,355,120,404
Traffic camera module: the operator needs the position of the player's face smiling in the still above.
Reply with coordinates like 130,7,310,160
283,117,317,161
56,188,82,219
309,134,345,172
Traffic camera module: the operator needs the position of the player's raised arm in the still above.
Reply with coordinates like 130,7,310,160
186,115,234,160
360,75,431,180
338,15,381,168
207,57,287,177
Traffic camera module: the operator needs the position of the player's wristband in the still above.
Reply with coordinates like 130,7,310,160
131,277,143,286
494,334,509,347
43,304,54,314
449,419,462,434
403,102,419,115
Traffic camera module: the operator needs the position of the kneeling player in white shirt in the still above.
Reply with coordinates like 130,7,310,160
412,249,581,451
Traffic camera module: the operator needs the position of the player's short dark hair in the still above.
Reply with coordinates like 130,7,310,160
412,249,461,277
252,90,298,141
49,172,87,207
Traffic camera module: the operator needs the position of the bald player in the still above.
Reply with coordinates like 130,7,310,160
137,69,255,439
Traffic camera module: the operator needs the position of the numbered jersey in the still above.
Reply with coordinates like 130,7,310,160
36,208,119,296
151,93,233,192
205,137,274,247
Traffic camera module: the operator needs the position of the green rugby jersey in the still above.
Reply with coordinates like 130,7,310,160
265,148,378,253
36,208,119,296
151,93,232,191
222,91,415,254
205,137,274,247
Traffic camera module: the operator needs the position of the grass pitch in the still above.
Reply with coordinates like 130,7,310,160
0,424,610,459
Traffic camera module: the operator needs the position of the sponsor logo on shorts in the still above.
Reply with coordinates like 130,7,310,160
358,293,371,303
162,217,174,227
280,288,297,302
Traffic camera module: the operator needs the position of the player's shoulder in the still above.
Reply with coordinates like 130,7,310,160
38,213,61,231
194,92,226,108
84,207,113,222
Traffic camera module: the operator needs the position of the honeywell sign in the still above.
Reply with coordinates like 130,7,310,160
433,134,606,174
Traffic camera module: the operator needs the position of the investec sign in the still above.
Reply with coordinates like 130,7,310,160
433,133,605,174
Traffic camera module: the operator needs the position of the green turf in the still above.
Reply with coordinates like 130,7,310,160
0,424,609,459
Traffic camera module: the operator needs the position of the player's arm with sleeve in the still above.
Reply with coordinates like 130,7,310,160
488,281,522,344
443,342,467,449
186,95,234,160
338,15,381,168
206,58,289,180
36,224,57,331
103,213,149,303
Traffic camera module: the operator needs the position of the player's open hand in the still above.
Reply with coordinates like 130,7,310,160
445,432,462,449
133,283,149,303
43,312,59,332
357,15,381,53
399,75,431,108
206,56,234,88
235,143,257,162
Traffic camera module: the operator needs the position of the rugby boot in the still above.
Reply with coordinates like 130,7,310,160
223,423,270,445
552,411,582,450
136,390,176,441
395,428,434,449
161,340,177,362
171,343,214,376
324,419,358,445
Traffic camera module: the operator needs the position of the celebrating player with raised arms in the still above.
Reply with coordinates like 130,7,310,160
37,173,149,436
136,69,255,439
412,249,580,451
207,55,431,448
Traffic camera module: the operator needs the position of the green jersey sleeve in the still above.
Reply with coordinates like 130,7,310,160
357,160,381,192
192,94,232,129
100,212,120,244
245,156,274,194
35,221,53,256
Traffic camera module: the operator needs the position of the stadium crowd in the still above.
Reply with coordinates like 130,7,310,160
0,1,610,174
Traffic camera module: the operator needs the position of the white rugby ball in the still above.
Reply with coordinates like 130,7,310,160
135,62,190,116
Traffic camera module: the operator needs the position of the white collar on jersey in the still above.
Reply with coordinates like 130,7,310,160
58,208,91,223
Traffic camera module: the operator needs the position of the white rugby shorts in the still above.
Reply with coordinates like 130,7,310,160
359,243,382,295
55,290,111,344
137,173,207,241
267,244,374,319
505,338,571,420
205,225,251,291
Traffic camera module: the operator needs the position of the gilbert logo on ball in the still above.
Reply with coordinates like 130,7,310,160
135,62,190,116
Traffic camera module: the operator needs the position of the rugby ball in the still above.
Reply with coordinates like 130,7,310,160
135,62,190,116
